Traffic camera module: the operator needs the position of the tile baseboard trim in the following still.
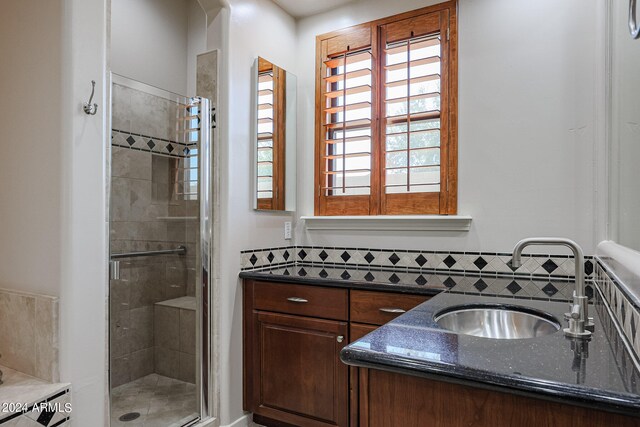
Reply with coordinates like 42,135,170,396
219,414,251,427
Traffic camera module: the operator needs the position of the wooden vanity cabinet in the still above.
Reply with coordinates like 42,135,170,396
358,369,640,427
348,290,429,427
243,280,430,427
245,280,640,427
244,280,350,427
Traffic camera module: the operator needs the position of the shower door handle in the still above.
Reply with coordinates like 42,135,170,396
110,260,121,280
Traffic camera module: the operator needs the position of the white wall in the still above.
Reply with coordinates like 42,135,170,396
111,0,206,96
211,0,297,424
0,1,63,296
59,0,109,425
295,0,604,255
0,1,108,425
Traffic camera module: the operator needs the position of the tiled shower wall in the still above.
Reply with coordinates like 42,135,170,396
110,83,198,388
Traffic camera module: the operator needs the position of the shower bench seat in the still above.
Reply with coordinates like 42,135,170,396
153,296,196,384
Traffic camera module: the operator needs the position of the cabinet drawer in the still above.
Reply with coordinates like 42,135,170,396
253,281,349,321
350,290,429,325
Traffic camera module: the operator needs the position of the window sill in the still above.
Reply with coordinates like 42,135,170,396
300,215,472,232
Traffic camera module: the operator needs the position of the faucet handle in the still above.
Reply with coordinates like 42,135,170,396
570,304,581,320
564,304,581,320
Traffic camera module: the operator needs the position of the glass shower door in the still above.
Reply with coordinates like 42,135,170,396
108,75,212,427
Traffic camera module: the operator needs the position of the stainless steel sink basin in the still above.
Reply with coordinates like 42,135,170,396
434,304,561,339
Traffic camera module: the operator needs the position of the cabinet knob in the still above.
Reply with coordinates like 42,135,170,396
287,297,308,303
337,335,344,343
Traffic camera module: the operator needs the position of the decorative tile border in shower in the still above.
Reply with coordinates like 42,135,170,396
594,260,640,362
0,388,71,426
112,129,196,159
240,245,595,281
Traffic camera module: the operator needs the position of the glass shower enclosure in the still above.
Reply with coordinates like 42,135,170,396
108,74,213,427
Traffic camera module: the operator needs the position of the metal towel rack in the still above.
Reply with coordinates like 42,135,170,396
110,245,187,260
630,0,640,39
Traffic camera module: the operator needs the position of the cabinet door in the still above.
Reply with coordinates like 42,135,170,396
251,311,349,427
349,324,379,427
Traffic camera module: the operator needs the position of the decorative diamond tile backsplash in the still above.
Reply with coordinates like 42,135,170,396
594,260,640,362
240,245,594,281
239,245,598,303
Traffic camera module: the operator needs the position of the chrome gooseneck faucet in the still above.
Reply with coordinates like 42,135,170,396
511,238,594,338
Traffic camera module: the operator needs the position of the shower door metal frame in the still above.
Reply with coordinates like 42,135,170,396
194,95,215,423
106,73,216,426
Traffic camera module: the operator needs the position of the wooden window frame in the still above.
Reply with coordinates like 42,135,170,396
314,1,458,216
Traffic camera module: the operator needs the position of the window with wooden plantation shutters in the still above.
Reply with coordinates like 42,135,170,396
315,1,457,216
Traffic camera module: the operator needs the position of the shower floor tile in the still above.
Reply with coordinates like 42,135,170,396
111,374,198,427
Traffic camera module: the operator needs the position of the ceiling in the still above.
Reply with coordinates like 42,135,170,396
271,0,356,18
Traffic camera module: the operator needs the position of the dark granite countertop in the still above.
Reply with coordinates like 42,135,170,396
341,291,640,417
239,264,448,296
